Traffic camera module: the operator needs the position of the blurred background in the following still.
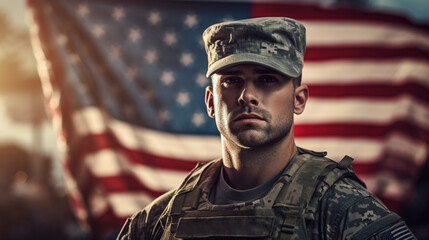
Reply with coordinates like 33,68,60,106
0,1,86,239
0,0,428,240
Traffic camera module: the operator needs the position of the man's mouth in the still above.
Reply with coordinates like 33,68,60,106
234,113,265,122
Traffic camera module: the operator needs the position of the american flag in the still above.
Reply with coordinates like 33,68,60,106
28,0,429,237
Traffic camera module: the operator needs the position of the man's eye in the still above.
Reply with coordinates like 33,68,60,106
221,77,241,87
258,75,278,83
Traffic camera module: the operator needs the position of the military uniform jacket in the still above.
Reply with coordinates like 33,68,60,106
117,148,415,240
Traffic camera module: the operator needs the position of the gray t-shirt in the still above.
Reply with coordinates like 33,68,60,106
209,153,298,205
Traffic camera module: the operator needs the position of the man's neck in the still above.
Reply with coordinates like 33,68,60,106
221,136,297,190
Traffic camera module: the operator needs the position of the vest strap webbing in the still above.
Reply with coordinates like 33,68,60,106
276,154,361,240
167,160,220,236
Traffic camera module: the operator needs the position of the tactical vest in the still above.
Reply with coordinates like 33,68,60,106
160,147,365,239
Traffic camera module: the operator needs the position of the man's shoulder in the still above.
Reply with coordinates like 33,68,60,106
117,189,175,240
320,178,415,239
116,159,221,240
144,188,176,220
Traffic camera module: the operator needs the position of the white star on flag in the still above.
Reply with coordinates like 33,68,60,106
128,28,142,42
77,4,89,17
180,53,194,67
144,49,158,64
164,32,177,46
92,24,105,38
176,92,190,106
196,74,209,87
148,11,161,25
184,14,198,28
192,112,206,127
161,71,175,85
112,7,125,21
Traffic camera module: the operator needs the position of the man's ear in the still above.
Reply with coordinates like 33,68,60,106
205,86,215,118
294,84,308,115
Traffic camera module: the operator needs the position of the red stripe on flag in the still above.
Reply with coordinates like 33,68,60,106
378,195,413,213
295,121,429,142
352,162,381,175
252,3,429,32
71,132,202,172
353,158,419,180
305,46,429,62
97,174,166,196
307,81,429,104
92,206,127,236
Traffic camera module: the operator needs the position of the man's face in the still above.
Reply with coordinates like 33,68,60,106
205,64,308,149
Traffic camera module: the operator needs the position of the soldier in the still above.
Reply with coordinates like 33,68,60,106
117,17,416,239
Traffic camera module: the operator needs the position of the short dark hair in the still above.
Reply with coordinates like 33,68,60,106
293,75,302,88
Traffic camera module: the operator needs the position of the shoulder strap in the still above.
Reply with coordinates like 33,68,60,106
163,159,221,238
274,153,337,208
275,152,361,240
175,159,220,194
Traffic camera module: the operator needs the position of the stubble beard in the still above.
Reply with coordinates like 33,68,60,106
232,119,293,149
219,107,294,149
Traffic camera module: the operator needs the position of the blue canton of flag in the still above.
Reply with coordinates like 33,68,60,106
55,0,251,135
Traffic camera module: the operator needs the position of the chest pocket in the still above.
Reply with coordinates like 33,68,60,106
175,209,276,239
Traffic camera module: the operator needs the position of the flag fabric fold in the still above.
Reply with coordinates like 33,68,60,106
28,0,429,236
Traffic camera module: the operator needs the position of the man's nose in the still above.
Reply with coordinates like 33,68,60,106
238,84,259,106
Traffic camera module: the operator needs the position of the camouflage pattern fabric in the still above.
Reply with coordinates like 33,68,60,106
203,17,306,78
117,148,415,240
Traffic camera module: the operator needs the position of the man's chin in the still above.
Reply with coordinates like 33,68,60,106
234,130,267,148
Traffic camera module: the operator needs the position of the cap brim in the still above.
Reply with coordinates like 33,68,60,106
206,53,301,78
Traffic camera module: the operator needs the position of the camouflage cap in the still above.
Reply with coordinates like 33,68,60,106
203,17,306,78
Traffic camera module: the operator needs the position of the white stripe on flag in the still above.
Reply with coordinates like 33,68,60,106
130,164,187,192
88,186,109,217
73,107,107,135
304,21,429,48
109,193,155,218
296,133,428,165
89,191,154,218
303,60,429,85
297,96,429,130
296,137,383,162
85,149,188,191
